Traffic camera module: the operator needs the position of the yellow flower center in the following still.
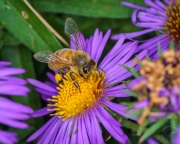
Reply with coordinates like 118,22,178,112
48,70,106,120
165,0,180,43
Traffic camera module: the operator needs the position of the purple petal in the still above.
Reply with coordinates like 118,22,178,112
63,119,73,144
0,109,30,120
173,125,180,144
0,68,25,77
0,61,11,66
94,29,111,62
38,117,60,144
102,99,130,118
31,107,51,117
97,104,121,127
35,87,57,98
100,34,125,68
128,77,146,90
95,108,128,144
84,113,94,144
0,85,30,96
134,99,149,109
81,117,90,144
46,72,56,84
0,97,33,113
121,2,146,11
0,130,18,144
70,119,78,144
54,119,68,144
0,76,27,85
147,138,159,144
90,110,104,144
77,118,83,144
27,116,59,142
0,117,29,128
27,79,57,93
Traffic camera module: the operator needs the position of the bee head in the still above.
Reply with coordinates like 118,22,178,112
82,60,97,75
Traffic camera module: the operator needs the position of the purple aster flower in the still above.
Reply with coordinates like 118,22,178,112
112,0,180,59
0,61,32,144
147,138,159,144
128,49,180,125
27,28,147,144
173,125,180,144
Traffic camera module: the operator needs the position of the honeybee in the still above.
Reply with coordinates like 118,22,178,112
34,18,97,90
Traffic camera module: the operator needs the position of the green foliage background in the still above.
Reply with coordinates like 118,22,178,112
0,0,164,144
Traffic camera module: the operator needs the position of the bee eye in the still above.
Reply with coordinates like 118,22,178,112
83,66,88,74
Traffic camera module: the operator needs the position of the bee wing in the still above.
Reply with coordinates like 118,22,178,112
34,50,72,69
34,50,53,63
65,17,84,51
48,54,73,70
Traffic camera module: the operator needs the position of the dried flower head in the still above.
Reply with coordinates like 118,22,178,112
129,49,180,125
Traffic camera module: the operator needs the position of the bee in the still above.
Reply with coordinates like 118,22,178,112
34,18,97,90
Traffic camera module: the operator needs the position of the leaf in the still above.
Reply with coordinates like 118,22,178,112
120,64,140,78
0,45,43,128
121,89,138,98
0,0,5,11
8,127,35,143
0,40,3,49
158,42,162,59
170,115,179,144
121,118,170,144
121,118,139,131
0,30,20,46
0,0,62,53
169,41,175,50
31,0,145,19
139,117,169,143
137,120,150,136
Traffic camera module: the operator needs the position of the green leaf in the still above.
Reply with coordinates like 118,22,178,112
121,89,138,98
170,115,179,144
145,55,151,61
139,117,169,143
121,118,170,144
171,114,178,129
0,30,20,46
120,64,140,78
8,126,35,142
31,0,145,19
137,120,150,136
169,41,175,50
127,109,142,118
158,42,162,59
0,45,43,128
0,0,62,53
121,118,139,131
0,40,3,49
0,0,5,11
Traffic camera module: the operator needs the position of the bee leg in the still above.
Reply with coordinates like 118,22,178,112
55,72,63,84
70,72,81,92
79,70,84,77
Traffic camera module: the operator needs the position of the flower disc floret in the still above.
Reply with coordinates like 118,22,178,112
48,70,106,120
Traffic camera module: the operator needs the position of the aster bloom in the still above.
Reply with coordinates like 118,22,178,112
112,0,180,59
27,28,147,144
173,125,180,144
0,61,32,144
146,138,159,144
128,49,180,125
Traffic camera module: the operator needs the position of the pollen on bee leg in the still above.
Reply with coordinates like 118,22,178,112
48,70,106,120
55,72,63,83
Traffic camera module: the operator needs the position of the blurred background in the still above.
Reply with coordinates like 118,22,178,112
0,0,157,143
